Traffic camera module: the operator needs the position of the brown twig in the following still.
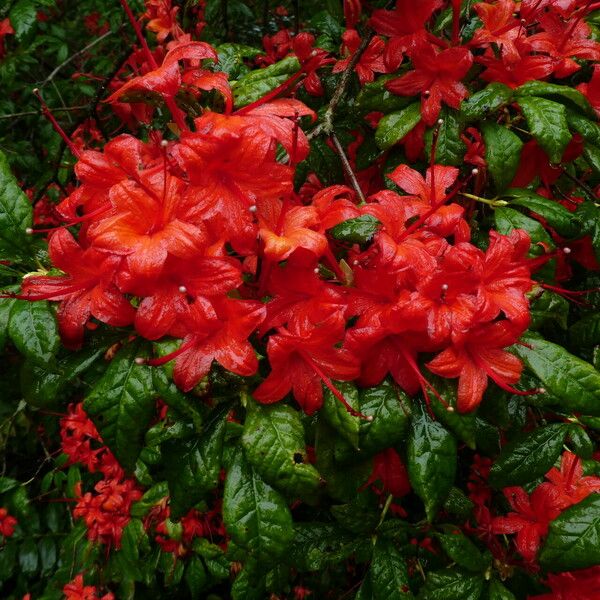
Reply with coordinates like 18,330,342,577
0,105,90,120
331,132,366,203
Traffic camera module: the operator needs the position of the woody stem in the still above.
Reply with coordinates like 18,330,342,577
331,132,366,204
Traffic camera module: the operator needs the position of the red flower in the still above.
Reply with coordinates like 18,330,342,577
427,321,526,412
63,574,114,600
292,33,334,97
333,29,388,86
344,0,361,29
0,508,17,538
477,52,554,88
156,297,266,392
538,451,600,510
529,12,600,78
578,65,600,118
386,41,473,126
0,18,14,59
365,448,411,498
491,485,561,562
253,311,360,415
470,0,525,64
20,229,135,349
530,566,600,600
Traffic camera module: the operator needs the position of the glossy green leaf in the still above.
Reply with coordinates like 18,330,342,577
481,121,523,192
231,563,266,600
530,291,569,331
461,82,513,121
357,77,412,114
0,149,32,259
488,579,516,600
425,108,466,166
370,539,413,599
515,81,595,118
223,451,293,562
18,539,38,577
436,528,487,572
570,313,600,347
83,341,156,471
407,402,457,521
9,0,39,40
0,297,15,351
540,494,600,571
375,103,421,150
359,380,411,455
185,556,207,599
566,110,600,146
567,424,594,459
489,424,568,488
233,56,300,107
518,96,572,164
162,405,228,519
242,400,321,500
322,380,361,448
503,188,581,238
418,568,485,600
330,215,381,245
494,207,555,253
513,333,600,416
575,201,600,262
8,300,59,366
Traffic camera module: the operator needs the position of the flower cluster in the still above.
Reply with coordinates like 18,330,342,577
0,507,17,538
63,574,114,600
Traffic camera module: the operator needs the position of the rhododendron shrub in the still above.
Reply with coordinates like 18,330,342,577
0,0,600,598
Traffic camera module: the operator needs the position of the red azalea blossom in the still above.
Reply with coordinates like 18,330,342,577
386,41,473,125
0,508,17,537
530,565,600,600
333,29,388,86
63,574,115,600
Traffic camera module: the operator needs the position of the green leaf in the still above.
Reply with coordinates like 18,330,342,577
0,297,15,352
39,537,56,577
443,487,475,521
8,300,59,366
288,522,354,572
162,405,228,519
436,528,487,573
375,103,421,151
231,563,266,600
481,121,523,192
502,188,581,238
461,82,513,121
370,539,413,599
185,556,207,599
540,494,600,571
9,0,38,40
330,215,381,245
357,77,412,114
583,142,600,177
18,539,38,576
575,201,600,262
407,402,457,521
83,341,156,471
566,424,594,459
565,110,600,146
427,376,476,450
530,291,569,331
517,97,572,164
233,56,300,107
223,451,293,562
513,333,600,416
359,380,411,455
0,149,32,258
242,400,321,501
425,108,466,166
418,569,485,600
488,579,516,600
321,380,361,448
570,313,600,347
489,424,568,488
515,81,595,118
304,137,343,186
494,207,555,252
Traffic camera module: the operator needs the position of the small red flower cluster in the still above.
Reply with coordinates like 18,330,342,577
61,402,224,556
0,507,17,538
63,573,114,600
61,403,142,548
466,451,600,568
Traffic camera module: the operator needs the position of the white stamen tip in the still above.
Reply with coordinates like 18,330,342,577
437,118,444,125
447,406,455,412
472,168,479,175
32,88,39,94
538,387,546,394
353,260,359,266
25,227,34,235
160,140,169,147
366,415,374,422
563,247,571,254
178,285,187,293
441,283,449,291
424,89,430,96
249,205,257,213
134,357,146,365
313,268,320,274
